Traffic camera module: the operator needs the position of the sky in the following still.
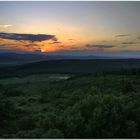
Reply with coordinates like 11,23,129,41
0,1,140,56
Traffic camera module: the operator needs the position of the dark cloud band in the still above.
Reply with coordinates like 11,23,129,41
122,42,136,45
49,41,61,44
85,44,114,48
115,34,129,37
0,32,56,42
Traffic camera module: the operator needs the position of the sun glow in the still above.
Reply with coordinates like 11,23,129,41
40,48,45,53
40,44,60,53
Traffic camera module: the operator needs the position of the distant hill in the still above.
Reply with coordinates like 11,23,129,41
1,59,140,78
0,52,47,66
0,52,135,67
0,52,112,67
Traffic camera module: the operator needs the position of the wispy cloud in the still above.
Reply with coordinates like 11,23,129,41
0,32,56,42
85,44,114,48
68,39,75,41
115,34,129,37
49,41,61,44
23,43,38,48
0,24,12,28
122,42,136,45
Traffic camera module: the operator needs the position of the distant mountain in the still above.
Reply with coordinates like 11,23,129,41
0,52,106,66
0,52,47,66
0,52,139,67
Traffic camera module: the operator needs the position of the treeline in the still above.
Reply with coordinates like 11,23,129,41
1,59,140,78
1,67,140,80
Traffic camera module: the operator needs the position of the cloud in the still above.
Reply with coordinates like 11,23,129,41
120,45,129,48
68,39,76,42
85,44,114,48
115,34,129,37
68,39,75,41
101,40,108,43
122,42,136,45
0,32,56,42
34,48,42,53
49,41,61,44
23,44,38,48
0,24,12,28
0,44,7,48
52,37,58,42
138,37,140,39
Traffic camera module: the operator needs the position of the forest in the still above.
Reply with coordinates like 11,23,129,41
0,65,140,138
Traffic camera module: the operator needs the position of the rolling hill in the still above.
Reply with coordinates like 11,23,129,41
0,52,135,67
1,59,140,78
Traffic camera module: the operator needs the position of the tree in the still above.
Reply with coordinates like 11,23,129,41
41,129,64,138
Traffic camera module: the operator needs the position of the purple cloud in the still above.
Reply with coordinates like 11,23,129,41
0,32,57,42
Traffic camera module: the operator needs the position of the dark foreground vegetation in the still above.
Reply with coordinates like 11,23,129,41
0,67,140,138
0,59,140,138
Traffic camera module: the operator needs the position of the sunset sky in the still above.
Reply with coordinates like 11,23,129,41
0,1,140,56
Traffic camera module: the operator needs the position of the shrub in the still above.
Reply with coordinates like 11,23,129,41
41,129,64,138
